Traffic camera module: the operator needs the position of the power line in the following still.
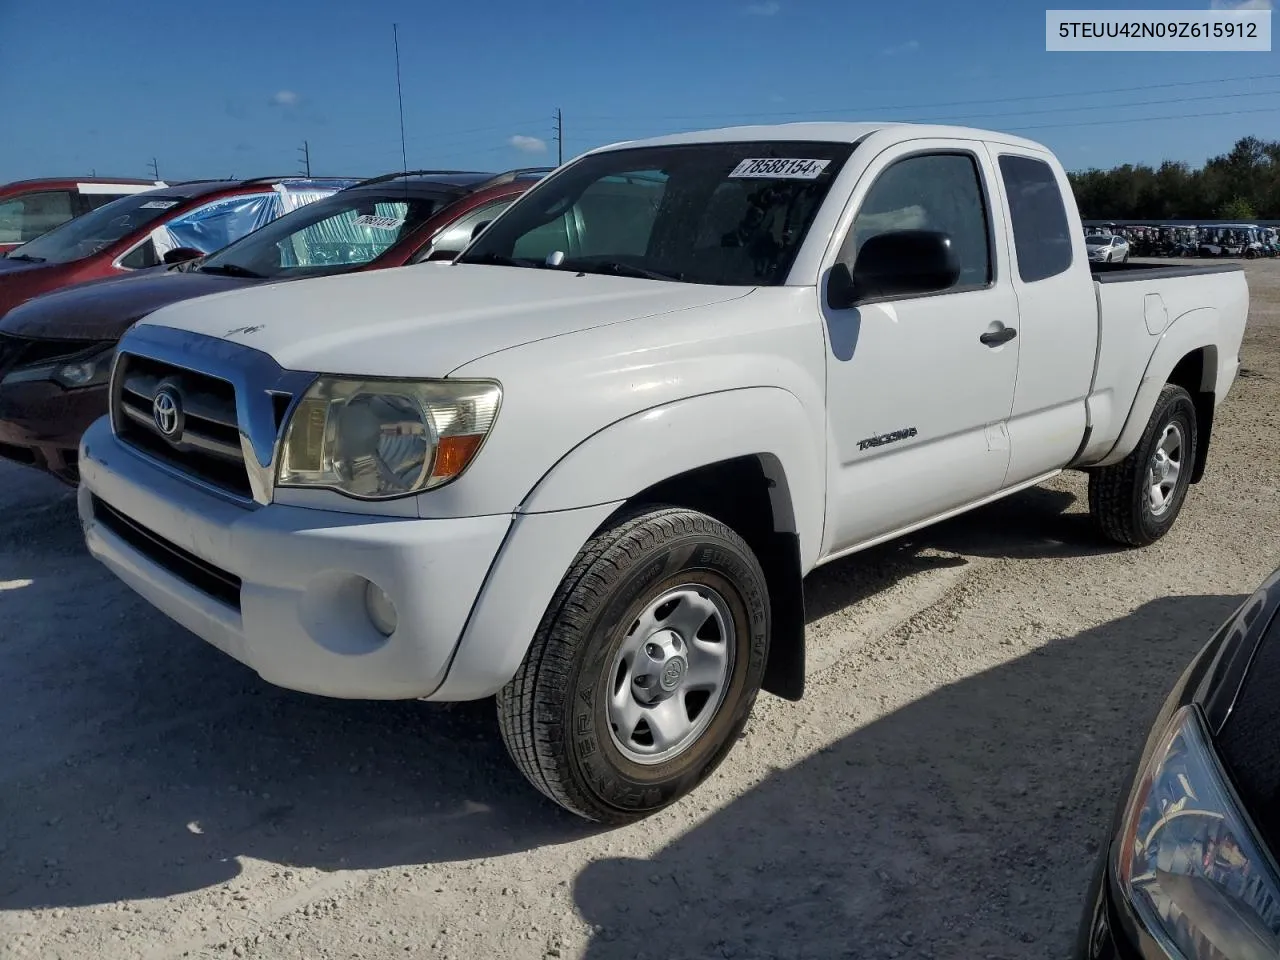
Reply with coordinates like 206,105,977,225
1008,103,1280,132
297,140,311,177
569,71,1280,126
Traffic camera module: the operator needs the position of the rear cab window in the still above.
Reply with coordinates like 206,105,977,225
0,191,76,244
998,155,1073,283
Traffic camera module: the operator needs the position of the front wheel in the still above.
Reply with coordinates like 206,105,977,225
1088,384,1198,547
497,506,770,823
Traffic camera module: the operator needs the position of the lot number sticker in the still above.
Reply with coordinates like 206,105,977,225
139,200,179,209
353,215,405,230
729,158,830,179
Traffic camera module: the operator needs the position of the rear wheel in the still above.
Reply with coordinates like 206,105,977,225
1089,384,1198,547
497,506,770,823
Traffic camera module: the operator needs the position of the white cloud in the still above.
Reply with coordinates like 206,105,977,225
509,135,548,154
1210,0,1272,8
882,39,920,55
745,1,780,14
270,90,299,107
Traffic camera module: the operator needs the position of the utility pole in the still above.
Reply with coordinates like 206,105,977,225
147,157,160,180
298,140,311,177
554,107,563,166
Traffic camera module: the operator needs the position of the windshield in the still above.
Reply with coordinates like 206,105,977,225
197,191,451,278
458,140,855,285
1085,234,1110,245
10,192,189,264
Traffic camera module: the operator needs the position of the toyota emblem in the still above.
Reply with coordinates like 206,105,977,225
152,386,184,440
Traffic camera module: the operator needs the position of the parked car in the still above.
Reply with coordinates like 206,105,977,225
0,177,164,254
0,168,545,482
1077,565,1280,959
0,177,356,320
1087,233,1130,263
77,122,1248,822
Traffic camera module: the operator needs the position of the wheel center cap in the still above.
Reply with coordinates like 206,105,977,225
659,656,687,691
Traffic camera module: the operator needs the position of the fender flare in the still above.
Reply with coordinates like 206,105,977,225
519,386,826,568
1092,307,1219,468
426,388,825,701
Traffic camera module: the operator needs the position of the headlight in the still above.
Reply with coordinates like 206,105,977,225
1116,704,1280,958
276,377,500,499
0,344,116,389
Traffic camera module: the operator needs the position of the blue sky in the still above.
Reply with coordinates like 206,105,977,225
1,0,1276,182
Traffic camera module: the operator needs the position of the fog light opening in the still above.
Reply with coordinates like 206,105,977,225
364,580,398,637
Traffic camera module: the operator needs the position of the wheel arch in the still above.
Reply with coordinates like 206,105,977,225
431,388,823,702
1092,308,1219,475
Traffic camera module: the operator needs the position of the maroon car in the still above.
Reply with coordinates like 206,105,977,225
0,176,356,321
0,167,547,482
0,177,164,254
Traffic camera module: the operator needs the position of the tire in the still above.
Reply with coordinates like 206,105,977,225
1089,384,1198,547
497,506,770,823
1121,250,1129,263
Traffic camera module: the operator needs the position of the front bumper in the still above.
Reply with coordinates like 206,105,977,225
79,417,512,699
0,379,106,482
1077,855,1147,959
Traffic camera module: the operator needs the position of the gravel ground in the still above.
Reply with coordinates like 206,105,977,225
2,259,1280,960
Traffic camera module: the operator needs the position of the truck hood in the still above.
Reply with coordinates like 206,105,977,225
0,269,257,341
136,263,754,376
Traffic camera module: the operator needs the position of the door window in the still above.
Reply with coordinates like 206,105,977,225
0,191,76,244
998,155,1074,283
839,152,992,289
420,198,516,261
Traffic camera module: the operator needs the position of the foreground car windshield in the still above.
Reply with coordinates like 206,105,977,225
198,192,451,278
458,140,855,285
10,193,189,264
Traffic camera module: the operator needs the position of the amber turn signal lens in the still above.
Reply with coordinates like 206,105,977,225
432,434,484,480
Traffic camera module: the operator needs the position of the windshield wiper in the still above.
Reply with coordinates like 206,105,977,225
560,259,683,282
198,263,265,279
461,251,544,269
5,253,45,263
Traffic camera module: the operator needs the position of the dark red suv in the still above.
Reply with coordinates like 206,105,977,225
0,177,164,254
0,167,546,482
0,176,356,320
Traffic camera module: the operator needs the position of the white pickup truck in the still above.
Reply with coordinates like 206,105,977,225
78,122,1248,822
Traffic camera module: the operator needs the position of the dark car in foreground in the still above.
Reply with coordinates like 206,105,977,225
1078,565,1280,959
0,167,546,481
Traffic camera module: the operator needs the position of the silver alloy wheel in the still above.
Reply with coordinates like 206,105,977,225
606,584,736,765
1146,421,1184,517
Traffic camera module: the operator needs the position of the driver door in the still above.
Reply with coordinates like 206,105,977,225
821,141,1020,555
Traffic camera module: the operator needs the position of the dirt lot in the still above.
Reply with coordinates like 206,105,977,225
3,259,1280,960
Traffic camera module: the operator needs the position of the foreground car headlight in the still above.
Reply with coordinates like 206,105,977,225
1116,704,1280,958
276,377,500,499
0,344,116,389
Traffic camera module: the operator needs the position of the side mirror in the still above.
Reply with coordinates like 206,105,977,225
828,229,960,309
470,220,492,241
162,246,204,265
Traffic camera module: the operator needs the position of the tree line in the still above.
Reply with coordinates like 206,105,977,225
1067,136,1280,221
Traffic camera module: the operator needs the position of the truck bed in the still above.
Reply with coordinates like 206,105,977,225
1091,260,1243,283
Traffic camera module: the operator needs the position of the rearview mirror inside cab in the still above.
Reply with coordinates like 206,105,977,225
827,229,960,308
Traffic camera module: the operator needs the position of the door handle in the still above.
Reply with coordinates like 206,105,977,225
979,326,1017,347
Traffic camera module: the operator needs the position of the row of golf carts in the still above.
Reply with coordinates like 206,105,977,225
1086,221,1280,258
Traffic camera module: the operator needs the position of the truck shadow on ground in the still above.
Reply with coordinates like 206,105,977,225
572,592,1244,960
0,473,1135,911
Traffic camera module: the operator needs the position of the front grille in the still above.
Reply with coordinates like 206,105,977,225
91,494,242,609
113,353,254,498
